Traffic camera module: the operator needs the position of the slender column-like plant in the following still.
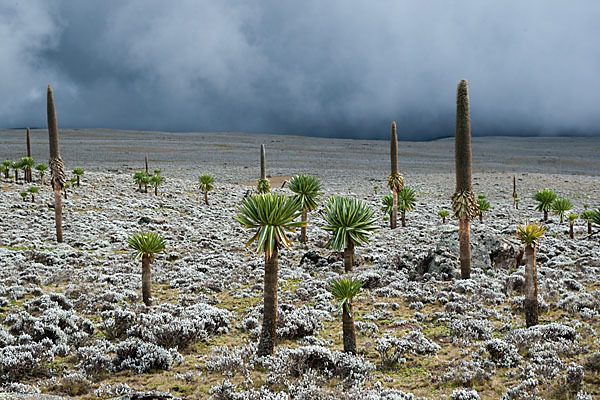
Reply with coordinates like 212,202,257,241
388,122,403,229
26,127,32,182
198,174,215,205
1,160,11,179
235,193,305,356
47,85,66,242
476,195,491,222
516,222,546,327
145,155,149,175
12,161,21,183
288,174,323,243
72,168,84,187
512,176,518,208
567,214,577,239
257,144,270,193
28,186,38,203
438,210,449,224
452,79,478,279
533,190,557,221
581,210,595,235
35,163,48,185
127,232,166,307
330,278,363,354
323,197,379,272
150,174,163,196
551,198,572,224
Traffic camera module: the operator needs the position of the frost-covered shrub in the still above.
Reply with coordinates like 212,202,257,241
123,303,232,349
205,342,256,379
506,323,577,350
557,292,598,318
450,389,480,400
100,308,136,340
238,316,261,337
48,372,90,396
448,318,492,344
0,382,41,394
111,338,183,373
585,352,600,371
93,383,132,398
509,294,549,313
375,331,440,369
485,339,522,368
76,339,114,374
262,345,374,385
565,363,584,395
0,328,15,347
277,305,328,339
4,300,94,347
355,321,379,337
501,378,539,400
442,360,492,386
25,293,73,312
0,342,54,381
525,343,564,379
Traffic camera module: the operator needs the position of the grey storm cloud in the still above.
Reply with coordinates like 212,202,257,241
1,0,600,139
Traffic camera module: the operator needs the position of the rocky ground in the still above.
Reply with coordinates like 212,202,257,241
0,166,599,400
0,131,599,399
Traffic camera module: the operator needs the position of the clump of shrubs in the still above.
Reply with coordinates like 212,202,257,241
375,331,440,369
111,338,183,373
485,339,522,368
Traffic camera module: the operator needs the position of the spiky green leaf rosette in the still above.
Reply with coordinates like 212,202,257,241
387,173,404,192
451,189,478,220
257,178,271,194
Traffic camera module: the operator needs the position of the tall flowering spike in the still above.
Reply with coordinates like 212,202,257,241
452,79,477,279
26,126,32,181
388,122,403,229
390,122,398,176
257,144,270,193
260,144,266,180
145,155,149,175
47,85,66,242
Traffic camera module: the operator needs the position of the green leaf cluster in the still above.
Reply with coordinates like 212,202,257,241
322,197,379,251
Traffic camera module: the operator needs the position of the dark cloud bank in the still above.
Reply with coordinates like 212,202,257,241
1,0,600,140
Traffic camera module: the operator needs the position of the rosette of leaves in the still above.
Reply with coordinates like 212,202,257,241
257,178,271,194
387,173,404,192
451,189,478,221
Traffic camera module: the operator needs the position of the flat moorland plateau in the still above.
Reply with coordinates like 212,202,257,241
0,129,599,399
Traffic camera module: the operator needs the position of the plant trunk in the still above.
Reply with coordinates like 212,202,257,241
515,201,519,210
63,188,67,199
560,215,563,224
154,185,158,196
260,144,266,180
588,222,592,235
47,85,65,243
524,245,538,327
204,191,209,205
141,254,152,307
145,155,149,175
14,170,18,183
342,302,357,354
569,223,574,239
344,240,355,272
300,210,308,243
26,127,32,182
391,190,398,229
401,210,406,227
459,218,471,279
258,247,278,357
543,210,548,221
144,184,148,193
31,195,35,203
442,217,446,224
77,176,80,187
479,213,483,222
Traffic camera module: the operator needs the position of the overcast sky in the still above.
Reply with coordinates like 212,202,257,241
1,0,600,140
